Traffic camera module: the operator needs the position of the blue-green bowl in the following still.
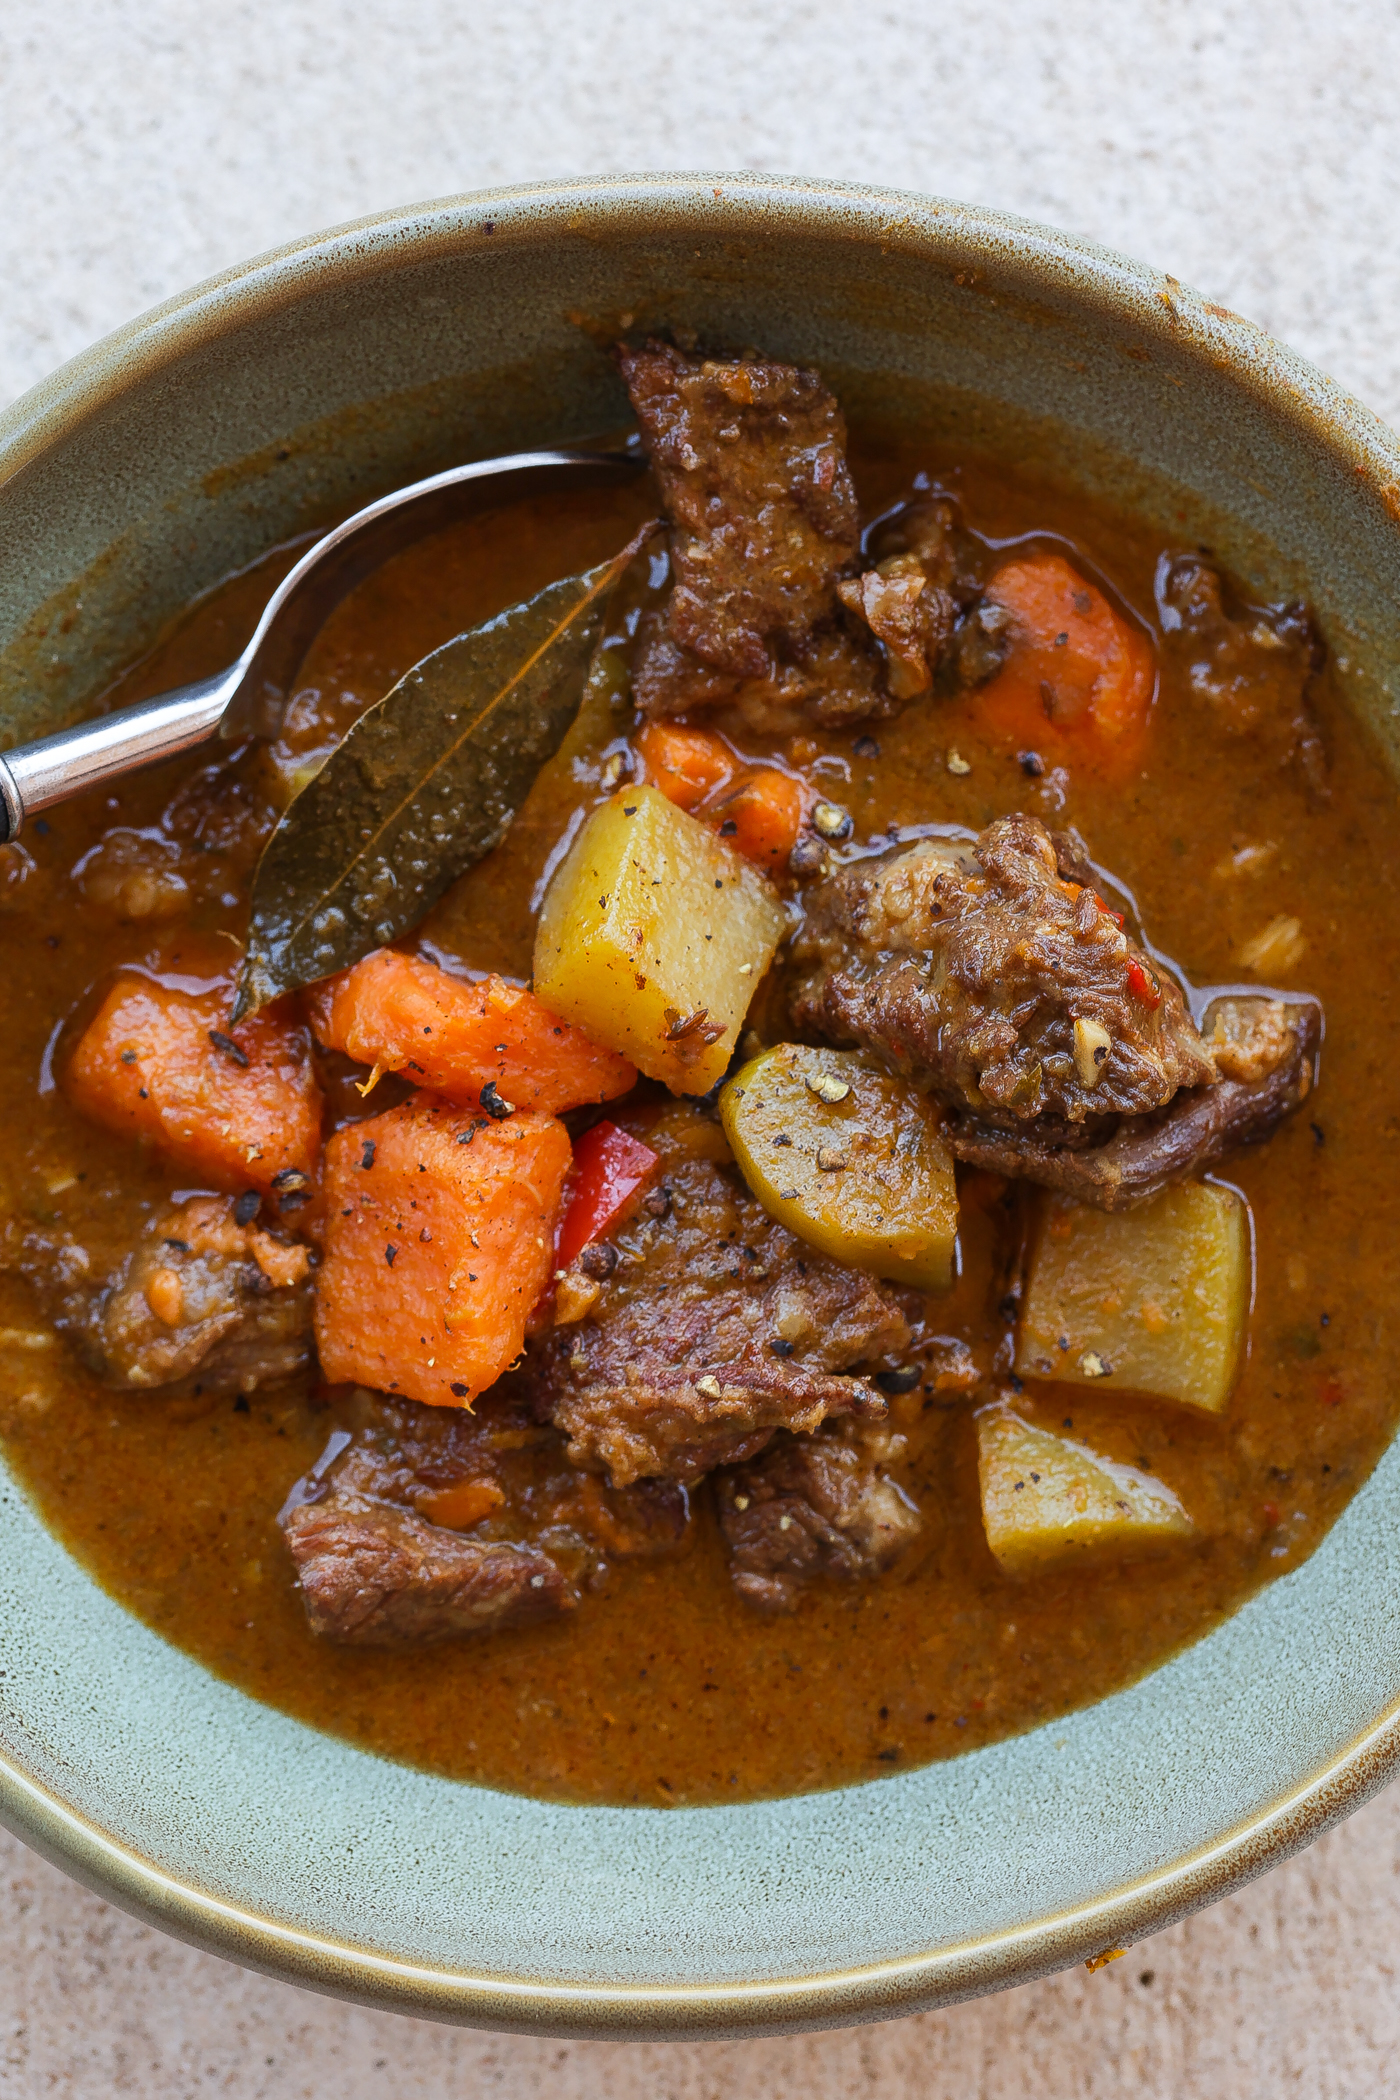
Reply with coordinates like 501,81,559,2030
2,174,1399,2037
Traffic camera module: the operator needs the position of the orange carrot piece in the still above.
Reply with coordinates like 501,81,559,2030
316,950,636,1113
636,721,734,811
315,1096,571,1407
66,976,322,1196
712,768,805,870
979,554,1155,764
418,1479,505,1529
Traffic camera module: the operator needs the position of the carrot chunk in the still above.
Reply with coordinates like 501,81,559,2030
418,1478,505,1529
66,976,322,1196
316,949,636,1113
315,1096,571,1407
636,721,735,811
979,554,1155,764
711,768,805,870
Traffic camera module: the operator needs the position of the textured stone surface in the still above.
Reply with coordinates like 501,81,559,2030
3,0,1400,2088
2,0,1399,425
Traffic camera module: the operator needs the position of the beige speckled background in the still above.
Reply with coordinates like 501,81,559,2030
3,0,1400,2089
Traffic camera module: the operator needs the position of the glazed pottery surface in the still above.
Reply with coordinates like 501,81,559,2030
1,173,1398,2036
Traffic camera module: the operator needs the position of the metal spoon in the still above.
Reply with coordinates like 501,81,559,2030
0,447,643,843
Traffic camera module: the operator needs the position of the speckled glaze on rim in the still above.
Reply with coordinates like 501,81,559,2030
1,173,1399,2038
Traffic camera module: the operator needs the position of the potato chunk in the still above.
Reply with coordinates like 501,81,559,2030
977,1405,1193,1574
720,1043,958,1289
533,786,787,1095
1015,1182,1249,1412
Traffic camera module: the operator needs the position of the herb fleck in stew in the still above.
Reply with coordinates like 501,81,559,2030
1,345,1396,1806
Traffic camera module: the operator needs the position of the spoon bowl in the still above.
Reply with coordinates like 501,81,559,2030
0,447,641,841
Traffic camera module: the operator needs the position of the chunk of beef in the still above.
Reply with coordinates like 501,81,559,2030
716,1424,923,1612
523,1112,904,1485
619,342,860,683
277,1391,691,1645
282,1493,566,1645
947,996,1320,1211
1157,554,1327,792
793,813,1216,1128
834,497,1010,704
620,352,1009,728
22,1195,312,1394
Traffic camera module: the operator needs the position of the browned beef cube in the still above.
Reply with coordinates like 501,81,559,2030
523,1115,906,1486
619,341,860,681
793,813,1216,1127
282,1491,566,1644
1157,555,1326,791
22,1194,312,1396
277,1392,692,1646
716,1426,923,1612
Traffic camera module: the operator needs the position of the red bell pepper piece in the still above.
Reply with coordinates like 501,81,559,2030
556,1121,658,1269
1125,957,1162,1010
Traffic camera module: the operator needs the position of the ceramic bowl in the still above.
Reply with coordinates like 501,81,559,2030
2,174,1399,2038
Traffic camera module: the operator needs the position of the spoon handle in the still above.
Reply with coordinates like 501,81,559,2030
0,668,238,842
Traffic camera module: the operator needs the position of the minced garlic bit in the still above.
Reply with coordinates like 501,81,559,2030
733,1495,750,1511
1079,1350,1109,1378
0,1328,55,1352
1072,1015,1113,1089
816,1145,849,1172
696,1374,724,1399
805,1071,851,1105
946,749,972,776
1238,913,1306,978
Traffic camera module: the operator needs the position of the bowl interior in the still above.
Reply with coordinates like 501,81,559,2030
1,174,1399,2035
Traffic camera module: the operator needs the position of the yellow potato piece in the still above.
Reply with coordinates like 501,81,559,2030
1016,1182,1249,1413
533,786,787,1096
720,1042,958,1289
977,1406,1193,1574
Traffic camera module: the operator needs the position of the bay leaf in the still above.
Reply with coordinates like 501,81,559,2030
234,523,654,1016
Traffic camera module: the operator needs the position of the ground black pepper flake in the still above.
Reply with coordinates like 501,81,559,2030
769,1337,795,1358
233,1190,260,1226
208,1028,249,1068
120,1049,137,1064
385,1245,397,1265
271,1168,310,1191
480,1081,514,1119
359,1140,376,1169
450,1381,468,1397
279,1190,312,1213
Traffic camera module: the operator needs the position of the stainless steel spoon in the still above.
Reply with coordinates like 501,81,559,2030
0,447,643,843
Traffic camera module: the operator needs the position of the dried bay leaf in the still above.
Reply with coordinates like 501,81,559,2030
235,524,654,1015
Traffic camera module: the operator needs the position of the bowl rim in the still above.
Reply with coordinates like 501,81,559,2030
3,170,1400,2036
